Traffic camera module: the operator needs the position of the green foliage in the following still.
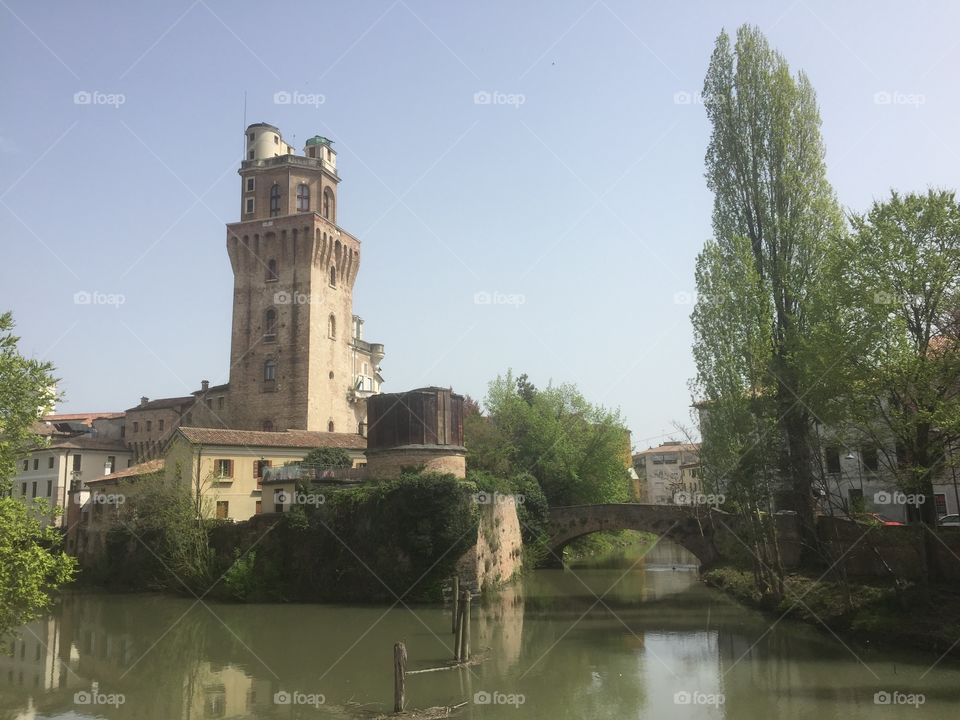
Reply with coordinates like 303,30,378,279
821,190,960,527
465,370,631,507
301,447,353,469
246,473,478,602
95,475,214,593
0,498,75,632
0,312,71,633
467,469,549,547
695,24,847,589
0,312,57,492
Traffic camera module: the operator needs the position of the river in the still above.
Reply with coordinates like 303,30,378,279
2,541,957,719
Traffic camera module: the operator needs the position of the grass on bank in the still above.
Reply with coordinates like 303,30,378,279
703,565,960,656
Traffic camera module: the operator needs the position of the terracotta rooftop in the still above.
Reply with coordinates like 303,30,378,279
126,396,194,412
632,442,700,458
86,458,165,484
176,427,367,450
43,412,125,425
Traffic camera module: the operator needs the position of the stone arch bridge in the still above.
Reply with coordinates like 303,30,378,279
545,504,723,568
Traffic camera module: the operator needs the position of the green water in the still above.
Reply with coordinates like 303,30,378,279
2,542,957,719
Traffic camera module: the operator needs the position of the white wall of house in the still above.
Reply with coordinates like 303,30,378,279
12,447,132,527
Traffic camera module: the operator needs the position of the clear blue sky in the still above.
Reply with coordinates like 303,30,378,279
2,1,958,450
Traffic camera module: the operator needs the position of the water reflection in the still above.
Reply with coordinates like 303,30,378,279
2,539,959,719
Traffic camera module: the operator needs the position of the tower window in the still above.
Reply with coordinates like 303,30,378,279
245,177,255,192
274,134,279,145
248,133,255,142
329,266,337,287
264,308,277,341
263,359,276,382
245,197,254,214
266,258,278,282
328,314,336,339
270,184,281,217
296,184,310,212
328,421,335,433
248,150,254,160
323,188,335,221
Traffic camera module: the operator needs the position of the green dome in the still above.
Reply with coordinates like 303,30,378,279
305,135,333,146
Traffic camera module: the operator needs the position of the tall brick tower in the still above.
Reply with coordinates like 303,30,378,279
225,123,384,434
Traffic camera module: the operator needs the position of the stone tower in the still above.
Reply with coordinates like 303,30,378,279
225,123,384,434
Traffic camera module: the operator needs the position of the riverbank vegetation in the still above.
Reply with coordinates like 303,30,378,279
704,565,960,657
87,472,491,603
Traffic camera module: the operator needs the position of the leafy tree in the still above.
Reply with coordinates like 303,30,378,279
0,312,73,632
0,312,57,489
833,191,960,534
697,25,845,557
465,371,630,506
301,447,353,469
0,499,75,632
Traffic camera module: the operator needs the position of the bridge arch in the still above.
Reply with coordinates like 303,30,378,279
544,504,719,568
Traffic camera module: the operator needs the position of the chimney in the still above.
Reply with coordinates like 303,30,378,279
140,397,149,407
201,380,209,392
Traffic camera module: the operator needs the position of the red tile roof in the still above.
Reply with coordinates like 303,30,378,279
176,427,366,450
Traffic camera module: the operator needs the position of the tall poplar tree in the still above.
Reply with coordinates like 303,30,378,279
695,26,844,554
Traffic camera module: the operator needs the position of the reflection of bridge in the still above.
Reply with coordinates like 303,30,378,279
544,504,721,568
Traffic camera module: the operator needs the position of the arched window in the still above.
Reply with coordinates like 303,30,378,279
329,265,337,287
328,314,336,339
296,183,310,212
323,188,335,221
263,358,276,381
266,258,278,282
269,184,281,217
264,308,277,340
327,420,335,432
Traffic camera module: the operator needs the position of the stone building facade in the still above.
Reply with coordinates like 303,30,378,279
115,123,384,461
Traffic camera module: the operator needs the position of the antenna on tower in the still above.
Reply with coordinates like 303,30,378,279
242,91,247,158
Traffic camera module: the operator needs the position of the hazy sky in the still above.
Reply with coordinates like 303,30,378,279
2,1,958,450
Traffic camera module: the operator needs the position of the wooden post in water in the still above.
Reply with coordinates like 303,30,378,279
459,590,471,663
394,642,407,713
453,597,463,660
451,576,460,633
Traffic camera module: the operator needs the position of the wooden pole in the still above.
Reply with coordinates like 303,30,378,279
453,598,463,661
458,590,471,662
462,591,471,662
451,576,460,633
394,642,407,713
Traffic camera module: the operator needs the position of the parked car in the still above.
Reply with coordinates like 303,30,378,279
850,512,905,527
938,514,960,527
